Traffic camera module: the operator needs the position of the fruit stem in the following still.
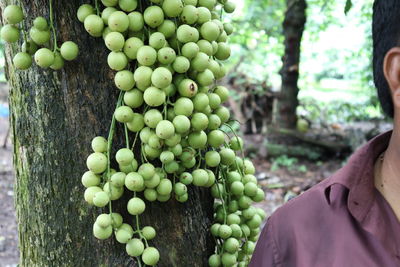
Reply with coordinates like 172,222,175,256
223,122,245,159
215,170,228,225
49,0,58,52
94,0,100,16
131,131,139,151
106,92,124,217
124,123,130,149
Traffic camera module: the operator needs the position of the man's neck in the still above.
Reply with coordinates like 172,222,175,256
375,126,400,221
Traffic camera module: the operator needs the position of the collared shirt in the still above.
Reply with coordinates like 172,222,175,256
250,131,400,267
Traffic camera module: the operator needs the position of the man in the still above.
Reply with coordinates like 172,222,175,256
250,1,400,266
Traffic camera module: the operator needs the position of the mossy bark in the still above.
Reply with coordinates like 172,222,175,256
1,0,214,266
275,0,307,129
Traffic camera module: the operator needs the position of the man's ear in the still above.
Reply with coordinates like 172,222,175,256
384,47,400,109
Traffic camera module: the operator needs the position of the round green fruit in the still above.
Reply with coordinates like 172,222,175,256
60,41,79,61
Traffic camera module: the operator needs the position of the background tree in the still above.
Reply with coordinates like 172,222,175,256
1,0,213,266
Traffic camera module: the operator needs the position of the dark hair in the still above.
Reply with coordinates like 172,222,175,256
372,0,400,118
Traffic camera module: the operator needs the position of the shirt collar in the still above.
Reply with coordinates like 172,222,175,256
324,130,392,222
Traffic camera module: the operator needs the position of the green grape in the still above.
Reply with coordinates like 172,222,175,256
84,14,104,37
156,179,173,195
21,40,38,55
181,42,199,59
144,6,164,28
124,89,143,108
218,224,232,239
142,226,156,240
107,51,128,70
192,169,209,187
127,197,146,215
101,7,117,25
115,70,135,91
208,254,221,267
115,228,133,244
172,56,190,73
199,0,216,10
221,253,237,266
191,52,210,72
191,112,209,131
60,41,79,61
188,130,207,149
224,1,236,13
207,130,225,148
119,0,138,12
134,66,153,90
128,11,144,32
108,11,129,32
125,172,145,192
115,148,134,165
179,172,193,185
162,0,184,17
151,67,172,88
149,32,166,50
86,152,107,174
3,5,24,24
176,192,188,202
137,45,157,66
141,247,160,266
29,27,50,45
101,0,118,7
77,4,95,22
93,223,112,240
174,97,194,116
114,106,134,123
81,171,100,188
197,7,212,24
96,213,112,228
1,25,19,43
33,17,48,31
177,24,199,43
126,238,145,257
93,191,110,207
13,52,32,70
105,32,125,51
205,151,220,167
111,213,123,228
180,5,199,25
110,172,126,187
144,87,166,107
138,163,156,180
84,186,102,205
91,136,108,153
157,20,176,38
49,52,65,70
224,237,240,253
103,182,124,200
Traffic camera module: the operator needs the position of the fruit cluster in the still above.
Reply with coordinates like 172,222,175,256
1,3,79,70
79,0,266,266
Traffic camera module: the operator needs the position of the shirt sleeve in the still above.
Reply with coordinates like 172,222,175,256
249,217,280,267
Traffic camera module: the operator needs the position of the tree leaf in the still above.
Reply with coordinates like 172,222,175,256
344,0,353,15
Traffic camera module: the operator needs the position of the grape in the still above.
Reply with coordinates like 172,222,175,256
84,186,102,205
77,4,95,22
181,42,199,59
81,171,100,188
128,11,144,31
101,0,118,7
93,223,112,240
208,254,221,267
93,191,110,207
126,238,145,257
96,214,112,228
134,66,153,90
149,32,166,50
157,20,176,38
191,52,210,72
142,247,160,266
84,14,104,37
1,25,19,43
181,5,199,25
197,7,212,24
144,6,164,28
60,41,79,61
3,5,24,24
192,169,209,187
103,182,124,200
115,70,135,91
115,148,134,165
218,224,232,239
127,197,146,215
13,52,32,70
151,67,172,88
221,253,237,266
119,0,138,12
224,1,236,13
33,17,48,31
137,45,157,66
35,48,54,68
143,87,166,107
21,40,38,55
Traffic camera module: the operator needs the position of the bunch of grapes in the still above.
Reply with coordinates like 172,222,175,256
1,2,79,71
79,0,266,266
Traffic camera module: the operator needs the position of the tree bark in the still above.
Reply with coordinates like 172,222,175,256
274,0,307,129
1,1,214,266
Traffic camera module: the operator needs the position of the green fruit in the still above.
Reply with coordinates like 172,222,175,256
49,52,65,70
208,254,221,267
105,32,125,51
220,148,235,166
126,238,145,257
119,0,138,12
128,116,145,132
191,112,208,131
181,42,199,59
178,78,198,98
108,11,129,32
107,51,128,70
179,172,193,185
149,32,166,50
197,39,213,56
144,87,166,107
101,0,118,7
127,197,146,215
101,7,117,25
180,5,198,24
115,228,133,244
197,69,214,86
96,213,112,228
210,223,220,237
137,45,157,66
174,97,194,116
114,106,134,123
172,56,190,73
142,226,156,240
115,148,134,165
218,224,232,239
81,171,100,187
104,182,124,200
205,151,220,167
156,120,175,139
60,41,79,61
151,67,172,88
191,52,209,72
84,186,102,205
144,109,163,128
215,42,231,60
111,213,123,228
188,130,207,149
93,223,112,240
224,1,236,13
172,115,191,134
144,6,164,28
13,52,32,70
138,163,156,180
200,21,220,42
207,129,225,148
215,106,230,123
208,92,221,109
125,172,145,191
162,0,184,17
77,4,95,22
238,195,252,210
142,247,160,266
86,152,107,174
221,253,237,266
144,188,158,201
244,182,258,197
110,172,126,187
197,7,211,24
192,169,209,187
176,192,188,202
128,11,144,32
93,191,110,207
158,47,176,64
119,160,139,173
91,136,108,153
224,237,240,253
174,182,187,196
29,27,50,45
124,89,143,108
3,5,24,24
84,14,104,37
177,25,199,43
199,0,216,10
230,181,244,196
157,178,173,195
33,17,48,31
252,188,265,202
134,66,153,90
1,24,19,43
115,70,135,91
164,160,179,174
157,20,176,38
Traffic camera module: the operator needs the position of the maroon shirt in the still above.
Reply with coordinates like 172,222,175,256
250,131,400,267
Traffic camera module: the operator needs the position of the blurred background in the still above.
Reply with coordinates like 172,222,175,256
0,0,388,265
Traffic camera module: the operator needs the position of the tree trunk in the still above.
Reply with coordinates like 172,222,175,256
274,0,307,129
1,1,214,266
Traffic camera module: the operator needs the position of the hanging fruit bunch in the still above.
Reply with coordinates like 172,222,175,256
78,0,266,266
1,1,79,70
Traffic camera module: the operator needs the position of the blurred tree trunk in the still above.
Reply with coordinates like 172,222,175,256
1,0,213,266
274,0,307,129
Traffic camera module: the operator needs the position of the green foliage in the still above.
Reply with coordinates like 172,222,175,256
344,0,353,14
271,155,308,173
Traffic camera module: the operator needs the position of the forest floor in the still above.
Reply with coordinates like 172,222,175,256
0,102,343,265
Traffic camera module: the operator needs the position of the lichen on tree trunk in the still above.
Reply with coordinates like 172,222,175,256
1,0,214,266
274,0,307,129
